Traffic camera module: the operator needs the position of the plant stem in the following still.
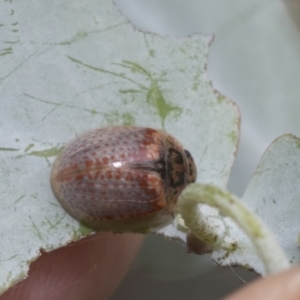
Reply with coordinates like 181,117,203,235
178,183,290,275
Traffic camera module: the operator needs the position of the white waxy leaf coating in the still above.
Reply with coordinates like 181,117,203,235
0,0,239,294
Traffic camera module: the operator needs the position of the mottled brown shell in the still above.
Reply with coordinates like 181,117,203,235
51,126,197,232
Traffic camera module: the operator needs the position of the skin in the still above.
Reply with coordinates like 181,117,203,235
225,266,300,300
1,234,299,300
0,232,143,300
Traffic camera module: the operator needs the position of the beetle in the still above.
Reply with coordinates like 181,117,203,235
51,126,197,232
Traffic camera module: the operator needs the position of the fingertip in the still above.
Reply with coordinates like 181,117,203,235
1,232,144,300
225,266,300,300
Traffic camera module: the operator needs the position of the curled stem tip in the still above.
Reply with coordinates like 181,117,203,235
178,183,290,275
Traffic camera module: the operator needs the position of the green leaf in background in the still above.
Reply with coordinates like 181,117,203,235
0,0,239,294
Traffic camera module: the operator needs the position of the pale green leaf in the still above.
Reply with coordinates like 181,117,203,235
213,135,300,274
0,0,239,293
